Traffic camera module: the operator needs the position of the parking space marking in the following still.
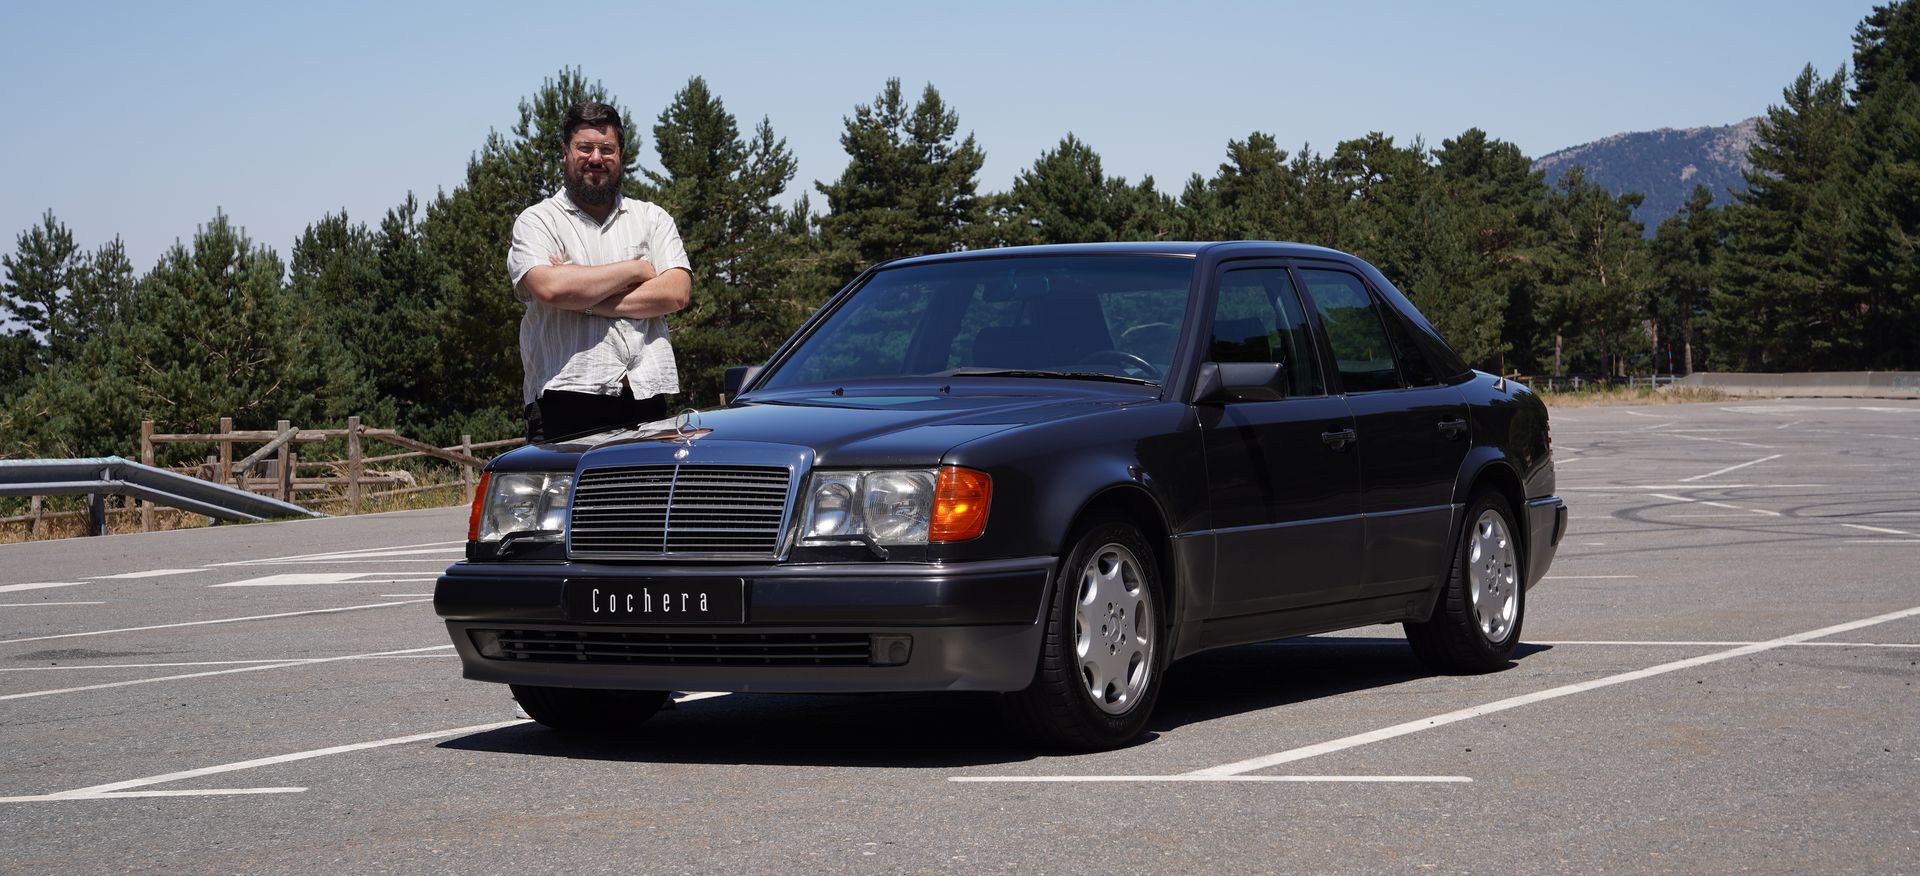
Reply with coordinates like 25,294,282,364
0,718,527,804
0,602,105,608
86,569,203,580
952,775,1472,784
0,645,452,702
212,573,375,588
1651,493,1779,517
1183,603,1920,778
1541,575,1636,580
1681,454,1782,482
1842,523,1915,537
0,582,81,594
0,599,429,646
211,541,464,567
1533,640,1920,649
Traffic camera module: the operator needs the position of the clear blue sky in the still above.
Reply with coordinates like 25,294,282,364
0,0,1877,273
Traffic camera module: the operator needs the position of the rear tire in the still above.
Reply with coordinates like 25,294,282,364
1005,519,1166,751
510,684,669,732
1405,491,1525,673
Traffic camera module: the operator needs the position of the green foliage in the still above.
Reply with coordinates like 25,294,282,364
0,210,78,344
999,134,1173,245
636,76,815,405
1650,185,1720,373
814,79,986,287
1536,168,1654,375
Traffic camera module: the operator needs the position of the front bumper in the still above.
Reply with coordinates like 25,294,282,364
1524,495,1568,589
435,556,1055,693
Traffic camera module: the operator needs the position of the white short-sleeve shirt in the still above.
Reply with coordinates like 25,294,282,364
507,191,693,404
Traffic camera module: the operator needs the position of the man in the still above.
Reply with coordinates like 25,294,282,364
507,101,693,442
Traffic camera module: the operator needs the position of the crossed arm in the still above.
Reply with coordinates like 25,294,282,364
518,258,692,319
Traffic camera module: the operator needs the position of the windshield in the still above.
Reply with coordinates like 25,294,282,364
760,255,1196,389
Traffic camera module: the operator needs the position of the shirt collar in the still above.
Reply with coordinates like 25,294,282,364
555,189,628,221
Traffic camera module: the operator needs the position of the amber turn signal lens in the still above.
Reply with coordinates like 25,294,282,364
930,466,991,542
466,472,491,542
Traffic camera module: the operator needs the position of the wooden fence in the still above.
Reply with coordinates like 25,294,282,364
1,417,522,536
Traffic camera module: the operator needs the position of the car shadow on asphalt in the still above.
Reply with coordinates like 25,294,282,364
1151,637,1552,731
436,637,1551,768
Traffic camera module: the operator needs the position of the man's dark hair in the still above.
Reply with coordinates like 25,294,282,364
562,101,624,150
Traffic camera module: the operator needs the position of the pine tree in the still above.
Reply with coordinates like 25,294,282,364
1001,134,1171,245
636,76,813,404
1433,129,1546,372
119,212,310,433
1,210,79,367
1651,186,1721,374
815,79,986,284
1539,168,1654,376
56,238,136,365
1842,0,1920,368
1713,65,1854,370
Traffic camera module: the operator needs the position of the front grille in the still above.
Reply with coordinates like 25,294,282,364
569,464,792,559
481,629,872,667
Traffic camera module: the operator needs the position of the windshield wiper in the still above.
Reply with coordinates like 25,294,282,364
943,367,1158,386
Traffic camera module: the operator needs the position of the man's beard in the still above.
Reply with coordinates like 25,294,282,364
564,166,620,207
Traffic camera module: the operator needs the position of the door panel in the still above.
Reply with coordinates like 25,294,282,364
1200,265,1363,618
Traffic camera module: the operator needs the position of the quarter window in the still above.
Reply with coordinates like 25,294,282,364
1297,269,1405,393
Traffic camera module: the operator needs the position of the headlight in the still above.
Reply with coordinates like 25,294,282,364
469,471,574,542
799,466,989,546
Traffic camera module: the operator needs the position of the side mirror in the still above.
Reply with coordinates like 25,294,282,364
723,365,764,401
1195,361,1289,403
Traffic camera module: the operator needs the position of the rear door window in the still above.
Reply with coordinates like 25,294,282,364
1297,269,1405,393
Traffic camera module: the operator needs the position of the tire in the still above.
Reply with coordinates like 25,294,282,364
1005,519,1167,750
510,684,669,732
1405,491,1525,673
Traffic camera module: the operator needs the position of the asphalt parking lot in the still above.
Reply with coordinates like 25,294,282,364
1,398,1915,873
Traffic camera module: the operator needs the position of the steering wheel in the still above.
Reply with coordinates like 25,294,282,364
1076,349,1163,380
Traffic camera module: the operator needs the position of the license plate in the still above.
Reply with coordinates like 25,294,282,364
562,578,746,624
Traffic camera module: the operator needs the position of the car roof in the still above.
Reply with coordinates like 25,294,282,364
880,240,1353,268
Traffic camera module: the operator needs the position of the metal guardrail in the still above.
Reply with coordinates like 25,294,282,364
0,457,325,536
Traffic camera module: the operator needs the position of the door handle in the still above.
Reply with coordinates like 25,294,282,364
1321,426,1357,451
1438,417,1468,439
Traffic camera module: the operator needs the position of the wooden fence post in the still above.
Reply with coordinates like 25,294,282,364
218,416,234,487
347,416,363,515
276,419,292,502
140,419,155,532
461,434,475,504
29,495,43,538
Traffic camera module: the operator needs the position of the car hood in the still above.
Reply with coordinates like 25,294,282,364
502,382,1156,471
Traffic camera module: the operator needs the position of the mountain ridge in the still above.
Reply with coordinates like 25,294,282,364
1532,117,1760,233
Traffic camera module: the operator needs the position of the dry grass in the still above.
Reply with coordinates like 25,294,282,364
0,478,474,545
1538,385,1746,408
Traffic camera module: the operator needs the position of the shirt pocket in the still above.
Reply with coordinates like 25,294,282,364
625,241,652,263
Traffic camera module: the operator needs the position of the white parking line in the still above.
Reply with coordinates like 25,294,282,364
1667,433,1776,449
0,602,105,608
1533,640,1920,649
213,573,375,588
212,541,464,567
86,569,203,580
1184,604,1920,778
0,582,81,594
1681,454,1782,483
952,604,1920,784
1541,575,1637,580
0,645,452,701
0,718,527,803
1843,523,1915,537
952,775,1472,784
0,599,429,645
1651,493,1780,517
